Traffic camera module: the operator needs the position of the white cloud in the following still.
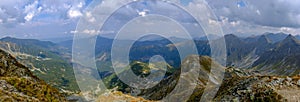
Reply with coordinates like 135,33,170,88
44,7,57,13
138,11,147,17
280,27,295,33
68,9,82,18
0,19,3,23
24,12,34,21
137,9,149,17
70,30,78,34
24,1,38,13
256,10,261,15
77,2,84,8
230,21,240,26
23,1,40,22
38,7,43,12
82,29,100,35
208,19,219,25
85,12,96,22
209,0,300,28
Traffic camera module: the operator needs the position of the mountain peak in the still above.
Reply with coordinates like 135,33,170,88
281,34,300,45
225,34,241,41
225,34,238,38
286,34,294,38
224,34,244,45
257,35,271,44
1,36,15,40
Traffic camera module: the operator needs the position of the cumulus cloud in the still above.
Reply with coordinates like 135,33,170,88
67,1,85,19
0,0,88,26
68,9,82,18
1,0,300,39
23,1,41,21
207,0,300,28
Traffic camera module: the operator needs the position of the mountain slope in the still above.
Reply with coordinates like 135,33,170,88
101,55,225,101
0,49,66,101
265,32,289,43
0,37,78,92
132,55,299,101
104,55,299,102
253,35,300,75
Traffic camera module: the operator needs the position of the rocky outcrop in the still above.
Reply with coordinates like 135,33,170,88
214,75,300,101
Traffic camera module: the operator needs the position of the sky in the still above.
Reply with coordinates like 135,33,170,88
0,0,300,40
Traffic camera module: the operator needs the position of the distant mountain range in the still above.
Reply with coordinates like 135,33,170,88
2,33,300,87
1,32,300,101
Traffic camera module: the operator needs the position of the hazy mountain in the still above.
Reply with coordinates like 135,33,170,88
194,34,221,41
41,36,73,43
136,35,165,41
244,32,288,44
264,32,289,43
0,49,66,101
243,35,260,43
295,35,300,40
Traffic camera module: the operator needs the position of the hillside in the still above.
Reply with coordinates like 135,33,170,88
0,49,66,101
0,37,79,92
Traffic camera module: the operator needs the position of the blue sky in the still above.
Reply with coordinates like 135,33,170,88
0,0,300,40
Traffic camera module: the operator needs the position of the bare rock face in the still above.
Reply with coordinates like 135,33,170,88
0,49,66,101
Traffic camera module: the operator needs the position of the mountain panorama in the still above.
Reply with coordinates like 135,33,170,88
0,32,300,101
